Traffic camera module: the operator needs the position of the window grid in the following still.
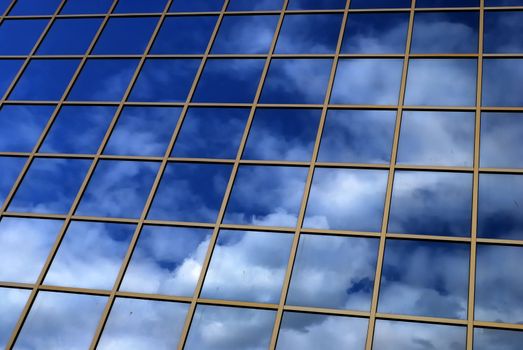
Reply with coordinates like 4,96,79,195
0,0,522,349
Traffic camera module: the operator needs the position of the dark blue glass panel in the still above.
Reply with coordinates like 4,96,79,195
412,12,478,53
0,105,54,152
68,59,139,101
0,59,23,97
379,239,469,319
243,108,321,161
483,59,523,107
8,158,90,214
129,59,200,102
288,0,346,9
193,59,265,103
37,18,102,55
0,0,10,13
275,14,343,54
318,109,395,164
475,328,523,350
148,163,232,223
417,0,478,7
350,0,411,9
114,0,167,13
61,0,112,14
480,113,523,168
9,59,80,101
260,59,332,104
121,226,212,296
484,11,523,53
485,0,523,5
170,0,224,12
40,106,116,154
0,287,31,349
342,13,409,54
0,156,26,207
0,19,48,55
228,0,284,11
213,15,278,54
223,165,308,227
172,107,249,159
331,59,403,105
9,0,61,15
151,16,217,54
105,107,181,156
44,221,135,289
389,171,472,236
93,17,158,55
76,160,160,218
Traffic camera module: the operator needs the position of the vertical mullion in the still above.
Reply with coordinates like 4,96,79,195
0,0,16,21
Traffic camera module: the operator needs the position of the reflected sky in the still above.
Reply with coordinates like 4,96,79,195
37,18,102,55
114,0,167,13
223,165,308,227
121,226,211,296
44,221,135,290
148,162,232,223
484,11,523,53
201,230,292,303
287,234,379,311
350,0,411,8
277,312,368,350
287,0,346,9
93,17,158,55
483,59,523,107
0,217,63,283
98,298,189,350
0,60,23,98
0,19,48,55
417,0,478,6
169,0,224,12
184,305,275,350
9,0,61,15
0,156,26,207
0,288,30,349
60,0,112,14
227,0,284,11
485,0,523,5
481,113,523,169
151,16,217,54
378,239,469,319
304,168,388,232
474,328,523,350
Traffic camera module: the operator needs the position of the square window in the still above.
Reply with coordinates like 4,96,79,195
416,0,478,6
389,171,472,236
228,0,284,11
223,165,308,227
405,59,477,106
148,162,232,223
104,107,182,156
40,106,116,154
341,13,409,54
318,109,396,164
61,0,112,14
9,0,61,15
260,59,332,104
378,239,469,319
480,113,523,168
397,111,475,167
288,0,346,9
8,158,90,214
0,60,24,98
0,19,48,55
170,0,224,12
193,59,265,103
0,288,30,349
0,156,26,207
151,16,217,54
275,14,343,54
121,226,212,296
129,59,200,102
37,18,102,55
44,221,135,290
243,108,321,161
201,230,293,303
114,0,167,13
172,107,249,159
68,59,139,101
287,234,379,310
0,217,62,283
76,160,160,219
474,328,523,350
9,59,80,101
212,15,278,54
483,59,523,107
331,59,403,105
350,0,411,8
93,17,158,55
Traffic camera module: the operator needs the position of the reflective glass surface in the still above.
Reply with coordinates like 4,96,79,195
170,0,224,12
0,19,48,55
0,288,30,349
61,0,112,14
37,18,102,55
485,0,523,5
0,60,23,98
474,328,523,350
287,234,379,310
0,156,26,207
287,0,346,9
93,17,158,55
481,113,523,168
416,0,479,7
483,59,523,107
228,0,284,11
484,11,523,53
350,0,411,8
9,0,61,15
114,0,167,13
151,16,217,54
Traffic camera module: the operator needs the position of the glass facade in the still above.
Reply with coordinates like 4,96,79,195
0,0,521,349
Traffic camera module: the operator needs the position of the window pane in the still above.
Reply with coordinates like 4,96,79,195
318,109,395,164
104,107,181,156
0,156,26,207
76,160,160,218
287,0,346,9
170,0,224,12
260,59,332,104
350,0,411,8
44,221,135,290
0,288,30,349
228,0,284,11
275,14,342,54
378,239,469,319
114,0,167,13
397,111,475,167
129,59,200,102
481,113,523,168
201,230,292,303
172,107,249,159
93,17,158,55
277,312,368,349
9,0,61,15
411,12,479,53
223,165,308,227
243,108,321,161
151,16,217,54
0,19,48,55
0,60,23,98
341,13,409,54
185,305,275,350
485,0,523,5
9,158,90,214
304,168,388,232
121,226,211,296
287,234,379,310
40,106,116,154
37,18,102,55
98,298,189,349
416,0,478,7
483,59,523,107
212,15,278,54
474,328,523,350
61,0,112,14
0,217,63,283
331,59,403,105
0,105,54,152
15,292,107,349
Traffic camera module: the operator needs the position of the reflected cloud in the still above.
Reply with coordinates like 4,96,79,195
0,156,26,207
0,288,30,348
474,327,523,350
483,59,523,107
484,11,523,53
